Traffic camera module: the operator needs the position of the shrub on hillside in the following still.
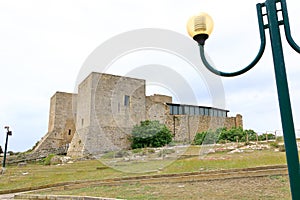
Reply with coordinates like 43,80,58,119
193,132,206,145
193,127,261,145
130,120,173,149
43,154,55,165
270,141,279,148
219,127,244,142
258,133,276,141
193,129,220,145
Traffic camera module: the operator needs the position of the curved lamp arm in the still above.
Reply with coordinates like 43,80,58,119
281,0,300,54
199,4,266,77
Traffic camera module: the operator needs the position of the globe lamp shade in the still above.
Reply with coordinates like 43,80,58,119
187,12,214,45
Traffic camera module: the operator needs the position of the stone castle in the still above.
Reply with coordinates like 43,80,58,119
34,72,242,157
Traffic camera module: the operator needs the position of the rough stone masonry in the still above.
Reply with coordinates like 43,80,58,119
34,72,242,157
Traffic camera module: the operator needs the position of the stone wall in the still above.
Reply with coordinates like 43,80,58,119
67,73,146,156
37,73,243,158
147,94,172,104
34,92,76,152
147,99,242,143
165,114,242,142
146,95,171,124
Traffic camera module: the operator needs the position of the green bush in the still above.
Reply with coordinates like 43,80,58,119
193,127,261,145
258,133,276,141
244,129,257,141
270,141,279,148
130,120,173,149
193,132,206,145
43,154,55,165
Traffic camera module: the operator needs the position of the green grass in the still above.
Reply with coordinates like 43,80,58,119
0,160,124,191
164,149,287,173
38,183,162,199
0,148,288,192
34,176,291,200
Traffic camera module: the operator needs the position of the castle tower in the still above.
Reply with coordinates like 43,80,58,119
34,92,76,152
67,72,146,156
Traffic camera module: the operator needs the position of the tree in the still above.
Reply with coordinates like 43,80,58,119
130,120,173,149
244,129,257,142
0,145,3,154
193,127,259,145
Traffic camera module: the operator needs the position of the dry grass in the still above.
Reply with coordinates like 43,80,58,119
0,146,289,195
34,175,291,200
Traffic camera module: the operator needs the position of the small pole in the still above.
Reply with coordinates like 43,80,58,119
2,126,12,171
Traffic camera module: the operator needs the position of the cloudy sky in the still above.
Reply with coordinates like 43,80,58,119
1,0,300,152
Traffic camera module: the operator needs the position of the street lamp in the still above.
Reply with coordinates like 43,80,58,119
187,0,300,199
2,126,12,172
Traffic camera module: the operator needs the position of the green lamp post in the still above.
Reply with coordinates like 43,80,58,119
187,0,300,199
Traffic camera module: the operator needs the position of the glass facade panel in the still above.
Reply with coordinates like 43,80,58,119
195,107,200,115
213,109,217,117
184,106,190,115
168,104,227,117
178,106,183,114
174,106,179,115
204,108,209,116
189,106,195,115
209,109,213,116
200,107,204,115
169,105,173,115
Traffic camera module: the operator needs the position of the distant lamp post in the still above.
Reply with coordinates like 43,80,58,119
2,126,12,170
187,0,300,199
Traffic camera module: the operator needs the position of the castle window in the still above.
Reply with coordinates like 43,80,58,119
68,129,71,135
81,118,84,126
124,95,130,106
